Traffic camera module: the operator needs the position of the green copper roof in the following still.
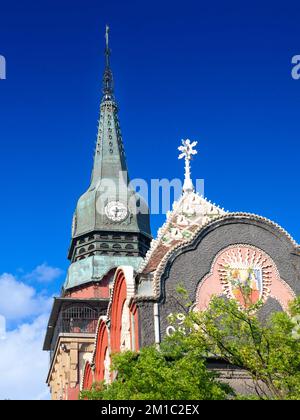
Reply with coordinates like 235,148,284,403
64,255,143,290
90,100,127,188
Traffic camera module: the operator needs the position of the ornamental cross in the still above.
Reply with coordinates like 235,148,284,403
178,139,198,161
178,139,198,193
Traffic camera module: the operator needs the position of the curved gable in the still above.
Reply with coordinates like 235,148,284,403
154,214,300,342
157,214,300,301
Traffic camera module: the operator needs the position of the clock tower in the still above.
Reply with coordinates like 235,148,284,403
66,25,152,290
43,27,152,400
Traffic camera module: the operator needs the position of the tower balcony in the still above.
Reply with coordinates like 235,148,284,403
43,297,109,359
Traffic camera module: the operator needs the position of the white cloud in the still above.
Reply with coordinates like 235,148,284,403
0,265,63,400
0,315,6,340
0,314,50,400
0,273,52,322
24,263,64,283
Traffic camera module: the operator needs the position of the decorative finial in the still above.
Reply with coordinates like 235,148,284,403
105,25,110,67
178,139,198,193
102,25,114,101
105,25,109,48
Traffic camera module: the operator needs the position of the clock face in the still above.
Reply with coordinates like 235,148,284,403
105,201,128,222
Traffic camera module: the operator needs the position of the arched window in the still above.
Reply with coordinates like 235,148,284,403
110,272,127,353
94,320,110,383
110,269,138,354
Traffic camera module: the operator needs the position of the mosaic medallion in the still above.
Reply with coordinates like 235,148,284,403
218,247,272,308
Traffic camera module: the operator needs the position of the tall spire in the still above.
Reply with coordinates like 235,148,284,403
102,25,114,102
89,25,127,189
178,139,198,193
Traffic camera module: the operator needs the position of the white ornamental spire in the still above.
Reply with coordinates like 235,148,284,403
178,139,198,193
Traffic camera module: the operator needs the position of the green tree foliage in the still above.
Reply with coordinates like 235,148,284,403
183,296,300,400
81,293,300,400
80,342,233,400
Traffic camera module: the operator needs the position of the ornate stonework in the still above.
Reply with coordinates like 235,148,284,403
48,337,94,400
138,191,226,277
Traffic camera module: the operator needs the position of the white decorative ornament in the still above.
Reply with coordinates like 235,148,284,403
166,313,186,337
178,139,198,193
170,228,184,241
105,201,128,222
176,214,189,226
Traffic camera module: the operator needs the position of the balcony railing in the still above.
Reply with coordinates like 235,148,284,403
50,305,100,362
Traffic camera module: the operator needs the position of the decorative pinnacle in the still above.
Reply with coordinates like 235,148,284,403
105,25,110,67
102,25,114,102
178,139,198,193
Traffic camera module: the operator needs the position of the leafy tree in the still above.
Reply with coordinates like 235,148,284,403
80,338,233,400
179,293,300,400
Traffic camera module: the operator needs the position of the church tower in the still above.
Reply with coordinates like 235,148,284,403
43,27,152,400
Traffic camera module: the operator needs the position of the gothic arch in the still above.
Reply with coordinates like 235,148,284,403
81,266,139,390
109,266,137,353
94,319,109,383
82,361,93,391
110,270,127,353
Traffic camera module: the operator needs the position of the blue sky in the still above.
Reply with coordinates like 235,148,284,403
0,0,299,399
